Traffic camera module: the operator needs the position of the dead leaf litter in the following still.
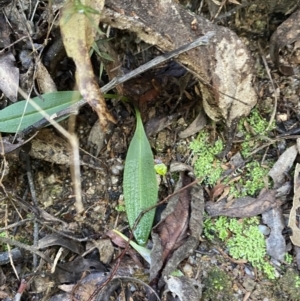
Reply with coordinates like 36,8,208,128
0,0,300,300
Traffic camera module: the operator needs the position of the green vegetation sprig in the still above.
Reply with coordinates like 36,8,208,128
0,91,82,133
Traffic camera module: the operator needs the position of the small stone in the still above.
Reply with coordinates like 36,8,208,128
86,186,96,195
111,175,119,185
45,174,56,184
258,224,270,236
111,163,124,175
182,263,194,278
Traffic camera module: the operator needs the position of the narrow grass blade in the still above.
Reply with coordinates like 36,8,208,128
0,91,81,133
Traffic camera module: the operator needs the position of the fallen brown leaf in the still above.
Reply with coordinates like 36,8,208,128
150,173,204,284
205,188,279,217
60,0,116,131
38,233,83,254
152,172,191,263
288,163,300,247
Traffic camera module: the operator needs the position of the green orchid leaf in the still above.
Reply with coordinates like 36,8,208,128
0,91,82,133
123,108,158,245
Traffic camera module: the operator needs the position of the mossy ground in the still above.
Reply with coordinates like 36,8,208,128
190,108,276,279
203,216,276,279
276,269,300,300
202,267,235,301
190,108,273,197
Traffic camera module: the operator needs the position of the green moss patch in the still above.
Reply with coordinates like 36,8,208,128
203,216,276,279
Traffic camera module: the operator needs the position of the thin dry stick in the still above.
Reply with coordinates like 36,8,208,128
5,203,19,280
0,146,9,192
249,135,300,157
20,151,39,266
258,42,278,132
51,247,64,274
17,87,84,213
0,36,28,54
0,218,33,232
212,0,228,21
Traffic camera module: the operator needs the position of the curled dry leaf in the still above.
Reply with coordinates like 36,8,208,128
297,138,300,153
87,120,114,156
152,172,191,264
270,9,300,75
60,0,116,131
88,239,114,264
178,109,207,138
146,114,178,136
259,141,300,258
53,257,106,285
205,188,280,217
35,60,57,93
169,161,194,174
288,163,300,247
150,173,204,283
0,14,18,102
38,233,83,254
264,143,298,259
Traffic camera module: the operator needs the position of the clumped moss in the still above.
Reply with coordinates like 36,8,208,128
228,161,270,198
190,126,271,196
190,111,276,279
203,216,276,279
202,267,234,301
238,108,275,157
248,108,271,135
284,253,293,265
190,131,223,185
